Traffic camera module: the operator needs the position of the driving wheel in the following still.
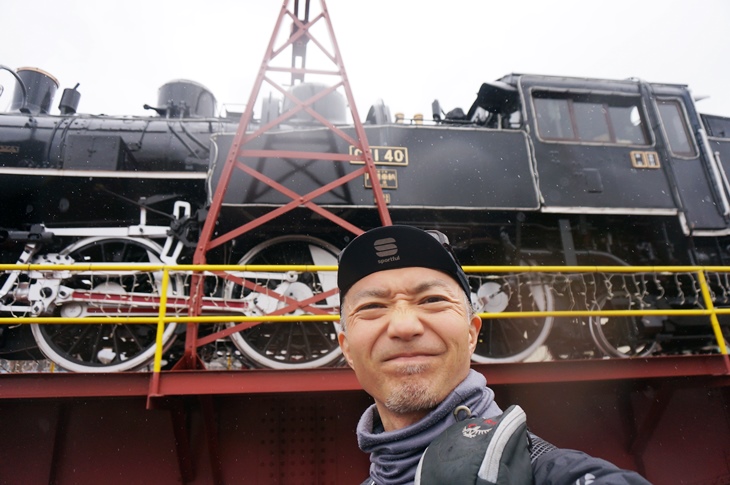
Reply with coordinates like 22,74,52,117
471,275,554,363
31,237,179,372
226,235,342,369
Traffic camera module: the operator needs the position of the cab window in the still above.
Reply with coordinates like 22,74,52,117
533,91,649,145
656,98,697,157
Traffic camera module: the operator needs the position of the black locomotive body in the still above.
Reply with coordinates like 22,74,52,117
208,74,730,266
1,66,729,371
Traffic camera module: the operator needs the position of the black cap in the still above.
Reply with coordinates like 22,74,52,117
337,225,471,298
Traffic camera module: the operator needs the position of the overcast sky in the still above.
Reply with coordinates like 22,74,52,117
2,0,729,121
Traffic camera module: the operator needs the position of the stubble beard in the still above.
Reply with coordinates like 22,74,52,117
383,363,440,415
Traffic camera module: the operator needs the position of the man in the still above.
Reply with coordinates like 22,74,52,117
337,225,652,485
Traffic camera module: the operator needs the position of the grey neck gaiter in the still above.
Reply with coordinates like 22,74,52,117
356,369,502,485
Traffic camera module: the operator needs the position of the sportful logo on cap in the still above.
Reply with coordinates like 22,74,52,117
337,225,472,299
374,237,400,264
374,237,397,256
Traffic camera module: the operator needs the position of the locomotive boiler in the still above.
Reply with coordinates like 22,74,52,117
1,65,729,372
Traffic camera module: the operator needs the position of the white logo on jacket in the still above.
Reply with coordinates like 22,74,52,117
461,424,493,438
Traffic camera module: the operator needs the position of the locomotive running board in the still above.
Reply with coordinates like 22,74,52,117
177,0,391,369
0,167,207,179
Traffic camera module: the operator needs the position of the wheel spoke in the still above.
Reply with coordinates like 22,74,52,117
110,326,122,363
90,326,107,364
64,325,94,356
285,324,297,362
296,323,313,361
260,324,283,356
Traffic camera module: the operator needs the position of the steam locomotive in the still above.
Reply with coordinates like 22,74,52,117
1,65,729,372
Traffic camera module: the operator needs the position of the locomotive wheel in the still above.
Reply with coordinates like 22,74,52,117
226,235,342,369
588,292,658,358
30,237,179,372
470,277,554,363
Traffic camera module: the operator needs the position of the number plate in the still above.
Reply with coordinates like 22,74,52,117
349,145,409,166
364,169,398,189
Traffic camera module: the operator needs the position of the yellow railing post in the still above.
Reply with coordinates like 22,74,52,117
153,268,171,373
148,268,171,403
697,270,729,355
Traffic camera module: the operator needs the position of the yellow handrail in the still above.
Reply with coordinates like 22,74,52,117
1,263,728,374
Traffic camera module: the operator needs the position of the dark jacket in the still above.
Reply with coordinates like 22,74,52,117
360,433,651,484
529,434,651,484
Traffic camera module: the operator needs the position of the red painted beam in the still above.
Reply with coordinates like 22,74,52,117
0,355,727,401
473,354,730,385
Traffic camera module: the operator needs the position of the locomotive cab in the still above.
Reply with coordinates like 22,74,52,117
434,80,522,128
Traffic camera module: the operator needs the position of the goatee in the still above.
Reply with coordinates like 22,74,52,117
384,364,439,414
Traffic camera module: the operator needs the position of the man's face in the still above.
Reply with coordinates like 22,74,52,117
338,267,481,430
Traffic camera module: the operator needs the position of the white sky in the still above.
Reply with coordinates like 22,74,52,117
1,0,729,120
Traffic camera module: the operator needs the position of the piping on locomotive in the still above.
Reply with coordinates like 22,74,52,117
1,66,729,372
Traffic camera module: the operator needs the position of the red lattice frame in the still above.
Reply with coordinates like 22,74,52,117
175,0,391,368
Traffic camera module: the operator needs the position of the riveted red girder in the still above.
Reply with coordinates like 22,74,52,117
177,0,392,367
1,357,729,484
